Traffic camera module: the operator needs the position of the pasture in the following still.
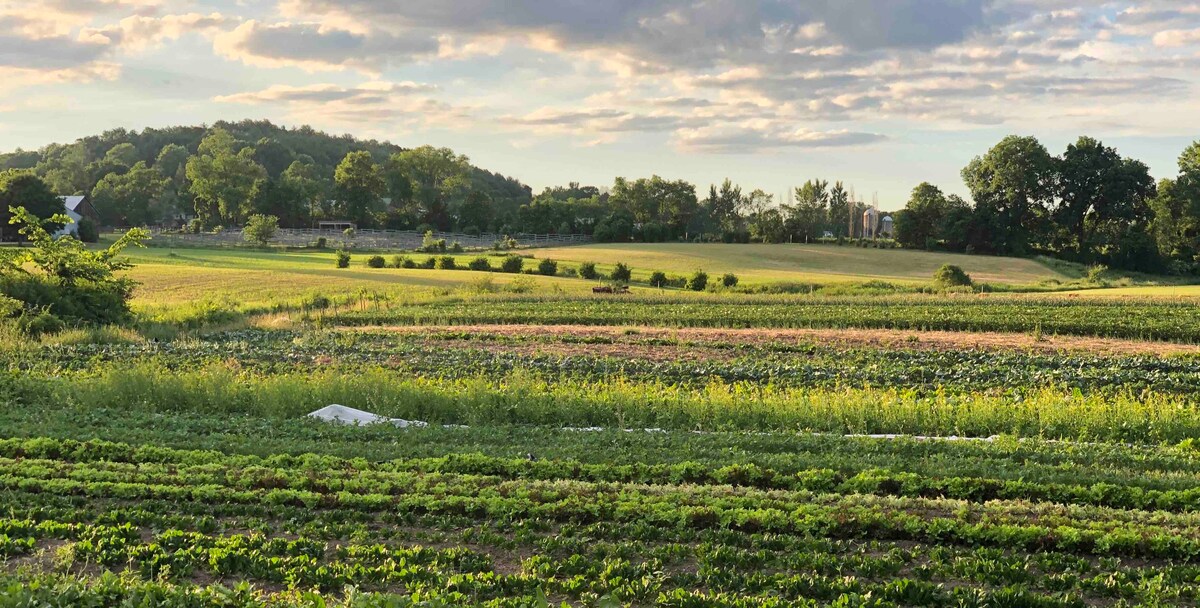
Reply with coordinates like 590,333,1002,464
4,239,1200,606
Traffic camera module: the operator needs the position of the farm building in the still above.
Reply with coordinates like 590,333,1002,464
52,195,101,238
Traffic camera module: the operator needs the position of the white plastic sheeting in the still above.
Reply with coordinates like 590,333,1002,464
306,404,428,428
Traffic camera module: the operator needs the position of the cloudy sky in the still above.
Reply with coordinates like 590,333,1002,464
2,0,1199,207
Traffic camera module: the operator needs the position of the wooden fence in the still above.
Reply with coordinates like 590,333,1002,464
146,227,592,250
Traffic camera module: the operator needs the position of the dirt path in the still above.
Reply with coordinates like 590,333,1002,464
355,324,1200,357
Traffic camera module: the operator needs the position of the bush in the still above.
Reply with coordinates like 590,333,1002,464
688,270,709,291
537,258,558,276
302,294,331,310
421,230,446,253
390,255,408,268
335,250,351,268
421,257,437,269
649,271,668,288
933,264,972,288
315,237,327,249
721,273,739,288
450,241,464,253
366,255,386,268
437,256,457,270
401,257,417,269
579,262,599,280
18,311,64,337
611,262,632,282
187,218,203,234
76,218,99,243
500,255,523,273
468,257,492,271
243,214,279,246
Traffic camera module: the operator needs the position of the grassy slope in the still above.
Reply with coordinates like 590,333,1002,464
530,243,1069,285
120,248,585,309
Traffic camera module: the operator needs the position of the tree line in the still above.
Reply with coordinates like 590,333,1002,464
893,136,1200,273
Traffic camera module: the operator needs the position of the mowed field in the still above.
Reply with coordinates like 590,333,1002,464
532,242,1070,285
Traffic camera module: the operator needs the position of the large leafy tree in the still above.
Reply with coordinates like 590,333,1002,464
706,179,746,239
91,161,169,226
248,178,307,227
610,175,697,238
786,179,829,242
386,146,470,230
894,182,951,249
1054,137,1156,260
334,151,386,227
282,157,328,221
0,170,65,240
961,135,1055,255
186,128,267,226
1150,142,1200,268
827,182,851,237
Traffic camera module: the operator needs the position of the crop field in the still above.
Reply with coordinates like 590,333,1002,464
4,242,1200,606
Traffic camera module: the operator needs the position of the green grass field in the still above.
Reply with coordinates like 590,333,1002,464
529,242,1070,285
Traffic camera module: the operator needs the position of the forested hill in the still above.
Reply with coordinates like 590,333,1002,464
0,119,531,227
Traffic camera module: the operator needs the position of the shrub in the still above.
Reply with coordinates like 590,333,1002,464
421,257,437,269
335,250,351,268
611,262,632,282
243,214,279,246
421,231,446,253
537,258,558,276
302,294,331,310
721,273,739,288
18,311,64,337
76,218,99,243
437,256,457,270
450,241,464,253
315,237,327,249
187,218,203,234
390,254,408,268
933,264,972,288
468,257,492,271
401,257,417,269
366,255,386,268
649,271,668,288
500,255,523,273
688,270,709,291
579,262,599,280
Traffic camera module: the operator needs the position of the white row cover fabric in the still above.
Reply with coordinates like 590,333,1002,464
307,404,428,428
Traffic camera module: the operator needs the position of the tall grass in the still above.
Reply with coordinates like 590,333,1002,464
17,362,1200,443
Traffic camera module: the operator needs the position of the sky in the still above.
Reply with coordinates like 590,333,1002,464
1,1,1199,210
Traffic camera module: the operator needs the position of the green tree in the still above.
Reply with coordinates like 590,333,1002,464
962,135,1054,254
243,214,279,246
90,162,168,226
186,128,267,226
894,182,950,249
248,178,307,227
282,158,327,222
1054,136,1156,261
827,182,851,237
0,171,65,240
707,179,746,239
1150,142,1200,269
334,151,386,226
786,179,829,242
387,146,471,230
103,143,140,168
155,144,189,181
458,190,494,233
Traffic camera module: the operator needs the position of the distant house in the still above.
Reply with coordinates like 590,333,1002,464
52,195,101,238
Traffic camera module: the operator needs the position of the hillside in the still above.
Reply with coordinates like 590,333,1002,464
0,119,532,217
531,242,1070,285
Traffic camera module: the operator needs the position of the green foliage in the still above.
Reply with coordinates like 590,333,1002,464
611,262,632,282
76,218,99,243
421,257,437,269
933,264,973,288
366,255,386,269
536,258,558,276
649,271,668,287
437,256,457,270
688,270,709,291
0,171,64,238
334,151,385,227
334,250,350,268
91,161,169,226
242,214,279,246
500,255,523,274
721,273,739,288
0,206,148,328
420,230,447,253
579,262,599,280
390,255,409,269
468,257,491,271
186,128,268,226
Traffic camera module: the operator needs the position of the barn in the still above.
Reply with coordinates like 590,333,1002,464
52,195,101,238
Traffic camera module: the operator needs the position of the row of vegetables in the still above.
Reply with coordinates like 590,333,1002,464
0,436,1199,607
